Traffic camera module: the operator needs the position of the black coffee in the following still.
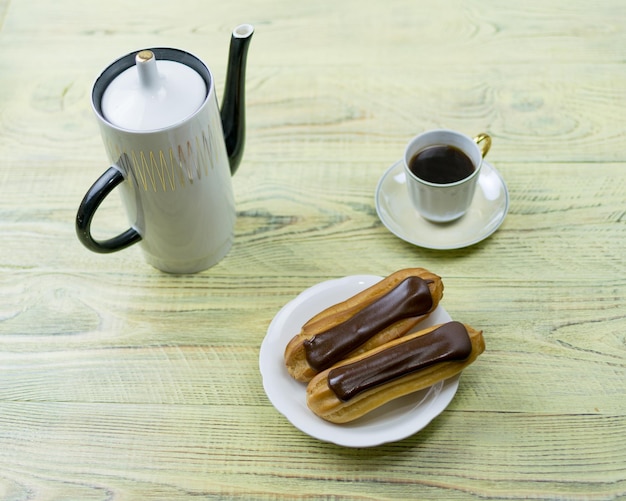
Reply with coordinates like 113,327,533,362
409,145,475,184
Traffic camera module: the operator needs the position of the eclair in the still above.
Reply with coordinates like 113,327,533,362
306,322,484,423
284,268,444,382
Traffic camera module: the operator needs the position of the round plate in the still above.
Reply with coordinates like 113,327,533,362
259,275,460,448
375,160,509,250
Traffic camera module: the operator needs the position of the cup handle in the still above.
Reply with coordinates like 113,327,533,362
473,133,492,159
75,165,142,253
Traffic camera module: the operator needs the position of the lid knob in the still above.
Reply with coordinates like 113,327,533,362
135,50,160,89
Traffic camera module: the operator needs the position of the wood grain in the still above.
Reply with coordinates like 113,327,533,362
1,0,625,499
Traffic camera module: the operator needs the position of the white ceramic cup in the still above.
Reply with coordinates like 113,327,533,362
403,129,491,223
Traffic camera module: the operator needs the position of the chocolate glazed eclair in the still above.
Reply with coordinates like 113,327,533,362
306,321,485,423
284,268,444,383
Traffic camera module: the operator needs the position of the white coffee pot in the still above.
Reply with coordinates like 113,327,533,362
76,25,254,273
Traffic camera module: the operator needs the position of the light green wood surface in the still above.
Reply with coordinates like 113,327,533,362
1,0,624,499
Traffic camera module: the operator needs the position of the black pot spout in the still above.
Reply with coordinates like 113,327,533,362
220,24,254,175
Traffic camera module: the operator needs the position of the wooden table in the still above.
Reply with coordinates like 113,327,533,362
1,0,624,498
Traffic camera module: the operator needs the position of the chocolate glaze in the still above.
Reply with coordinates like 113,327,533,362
303,276,433,371
328,321,472,402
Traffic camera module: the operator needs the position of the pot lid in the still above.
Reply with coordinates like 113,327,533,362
101,50,207,131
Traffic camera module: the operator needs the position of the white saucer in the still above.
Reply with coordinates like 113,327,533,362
375,160,509,250
259,275,460,448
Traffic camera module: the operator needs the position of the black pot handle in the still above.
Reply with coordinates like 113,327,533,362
76,166,142,253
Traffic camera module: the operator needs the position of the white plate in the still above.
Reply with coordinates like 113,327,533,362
375,160,509,250
259,275,460,447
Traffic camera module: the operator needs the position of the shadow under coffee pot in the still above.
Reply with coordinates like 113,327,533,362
76,24,254,274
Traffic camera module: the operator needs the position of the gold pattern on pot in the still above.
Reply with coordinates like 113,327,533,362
105,129,220,192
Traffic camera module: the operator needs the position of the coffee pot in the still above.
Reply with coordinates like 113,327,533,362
76,25,254,273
